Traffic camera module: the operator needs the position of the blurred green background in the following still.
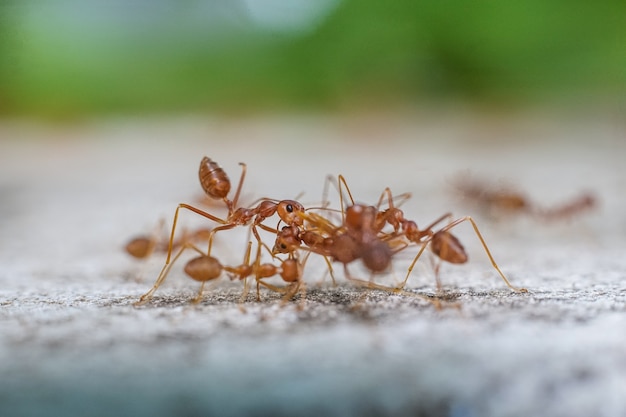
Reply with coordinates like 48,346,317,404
1,0,625,118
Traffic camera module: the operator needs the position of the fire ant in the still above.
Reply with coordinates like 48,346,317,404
125,223,211,260
283,206,441,306
272,178,420,295
368,186,527,292
124,220,211,281
304,177,526,294
452,174,596,222
135,157,307,305
172,157,305,254
135,238,305,306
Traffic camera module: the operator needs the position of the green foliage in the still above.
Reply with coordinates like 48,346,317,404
1,0,625,117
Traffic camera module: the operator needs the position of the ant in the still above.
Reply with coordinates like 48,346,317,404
124,220,211,281
125,223,211,260
368,186,526,293
452,174,596,222
271,175,410,285
173,157,305,254
305,177,526,294
230,241,308,307
273,177,428,298
135,157,307,305
135,239,305,306
288,205,442,306
272,177,395,276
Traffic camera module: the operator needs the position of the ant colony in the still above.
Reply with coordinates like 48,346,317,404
127,157,528,308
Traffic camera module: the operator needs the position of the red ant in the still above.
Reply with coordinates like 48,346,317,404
135,157,306,305
270,177,429,300
305,176,526,294
366,186,526,292
135,239,305,306
272,175,412,278
452,174,596,222
125,222,211,260
175,157,305,253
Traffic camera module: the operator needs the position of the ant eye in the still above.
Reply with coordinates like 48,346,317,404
286,204,293,213
281,244,287,249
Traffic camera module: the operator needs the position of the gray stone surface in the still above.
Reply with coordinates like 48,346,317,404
0,113,624,416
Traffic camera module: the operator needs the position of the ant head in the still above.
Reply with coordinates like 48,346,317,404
277,200,305,226
272,226,301,254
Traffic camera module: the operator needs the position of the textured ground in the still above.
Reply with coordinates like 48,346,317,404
0,112,624,416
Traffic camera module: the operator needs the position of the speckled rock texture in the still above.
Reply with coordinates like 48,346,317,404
1,113,624,417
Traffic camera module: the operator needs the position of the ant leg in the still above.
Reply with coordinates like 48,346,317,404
423,212,454,233
250,225,268,251
297,281,307,310
236,242,254,308
375,187,395,211
134,241,205,306
397,213,455,290
279,281,306,309
206,223,238,256
337,174,356,223
135,203,227,306
228,162,247,213
399,238,431,290
238,278,250,313
281,251,310,306
257,280,288,295
343,265,442,308
162,203,227,264
191,281,207,304
439,216,528,293
322,256,337,286
251,241,282,301
320,174,336,210
428,253,443,293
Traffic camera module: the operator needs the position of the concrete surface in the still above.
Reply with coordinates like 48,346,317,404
0,112,625,417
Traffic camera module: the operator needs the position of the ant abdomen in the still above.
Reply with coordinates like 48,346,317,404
125,236,154,259
184,255,223,282
431,231,468,264
199,157,231,200
280,259,300,283
330,234,361,264
361,241,392,273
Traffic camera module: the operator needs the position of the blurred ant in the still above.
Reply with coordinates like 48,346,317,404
124,220,210,281
452,174,596,222
125,222,211,260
